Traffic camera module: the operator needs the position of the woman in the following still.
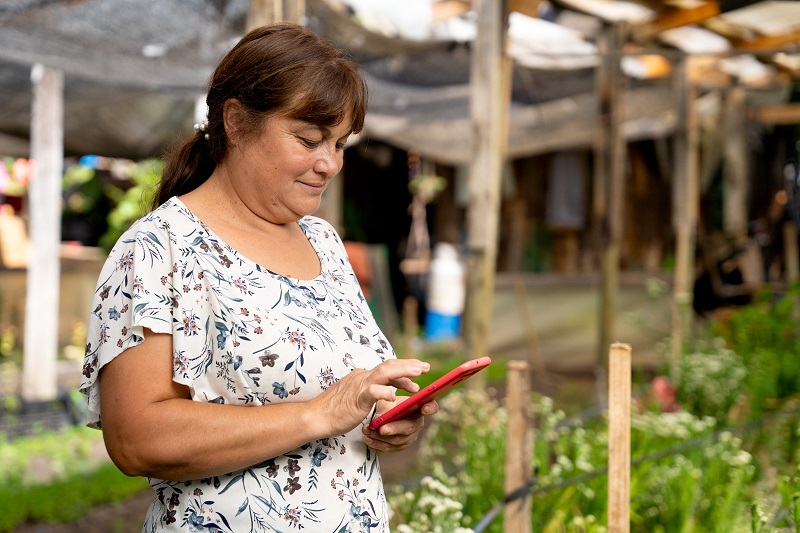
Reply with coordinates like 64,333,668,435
80,23,437,532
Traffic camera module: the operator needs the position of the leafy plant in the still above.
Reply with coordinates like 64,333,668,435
707,284,800,418
389,388,760,532
673,338,747,423
98,158,163,251
0,462,148,531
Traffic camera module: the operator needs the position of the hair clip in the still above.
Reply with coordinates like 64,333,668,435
194,120,210,140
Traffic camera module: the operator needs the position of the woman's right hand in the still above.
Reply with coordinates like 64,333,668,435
310,358,430,437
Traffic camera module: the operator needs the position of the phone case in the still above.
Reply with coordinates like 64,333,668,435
368,356,492,429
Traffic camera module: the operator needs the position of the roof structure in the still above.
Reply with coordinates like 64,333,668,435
0,0,797,163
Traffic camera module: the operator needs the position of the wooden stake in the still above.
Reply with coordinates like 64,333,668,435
504,360,533,533
607,342,631,533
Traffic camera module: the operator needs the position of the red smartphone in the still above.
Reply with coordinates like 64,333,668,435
368,356,492,430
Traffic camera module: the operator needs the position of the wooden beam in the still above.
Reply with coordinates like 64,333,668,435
633,1,720,42
731,29,800,52
508,0,541,19
752,103,800,125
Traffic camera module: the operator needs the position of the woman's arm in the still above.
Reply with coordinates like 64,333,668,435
99,329,429,481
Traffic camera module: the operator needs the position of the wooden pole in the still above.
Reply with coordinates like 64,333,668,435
248,0,281,28
504,360,533,533
670,56,699,370
283,0,306,24
464,0,511,370
595,22,627,401
723,86,749,243
22,64,63,402
607,342,631,533
784,221,799,284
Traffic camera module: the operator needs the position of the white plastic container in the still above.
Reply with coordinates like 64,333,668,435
424,242,465,341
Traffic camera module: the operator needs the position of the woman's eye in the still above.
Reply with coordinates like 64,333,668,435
300,137,322,148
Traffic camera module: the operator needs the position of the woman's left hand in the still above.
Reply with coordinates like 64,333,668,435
361,399,439,452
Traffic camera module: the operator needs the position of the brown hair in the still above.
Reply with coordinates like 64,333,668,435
153,22,368,208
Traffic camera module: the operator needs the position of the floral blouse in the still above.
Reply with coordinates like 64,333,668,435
80,197,395,532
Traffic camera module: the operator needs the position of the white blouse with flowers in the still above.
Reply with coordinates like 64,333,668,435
80,197,394,532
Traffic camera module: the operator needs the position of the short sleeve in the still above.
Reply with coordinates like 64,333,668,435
79,218,182,429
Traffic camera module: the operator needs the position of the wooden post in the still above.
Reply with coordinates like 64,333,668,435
670,56,699,370
504,360,533,533
248,0,304,27
785,221,799,284
22,64,63,402
248,0,281,28
723,86,749,243
464,0,511,371
607,342,631,533
595,22,627,401
283,0,306,24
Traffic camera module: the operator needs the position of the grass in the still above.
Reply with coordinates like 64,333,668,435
0,462,149,532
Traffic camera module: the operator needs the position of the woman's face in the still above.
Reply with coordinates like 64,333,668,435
225,111,352,224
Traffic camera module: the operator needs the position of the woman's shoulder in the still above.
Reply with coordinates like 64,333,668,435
114,197,196,244
298,215,342,243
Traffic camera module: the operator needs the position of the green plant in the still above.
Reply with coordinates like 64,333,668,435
708,284,800,418
673,338,747,423
0,462,148,531
389,388,761,532
99,158,163,251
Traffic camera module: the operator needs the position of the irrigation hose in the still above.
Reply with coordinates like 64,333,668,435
471,404,800,532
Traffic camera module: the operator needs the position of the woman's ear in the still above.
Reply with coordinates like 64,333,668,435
222,99,244,147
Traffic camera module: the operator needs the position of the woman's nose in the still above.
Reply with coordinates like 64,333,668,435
314,145,342,176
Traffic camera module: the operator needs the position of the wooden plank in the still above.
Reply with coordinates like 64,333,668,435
753,103,800,125
731,29,800,52
22,64,63,402
508,0,541,18
633,1,719,42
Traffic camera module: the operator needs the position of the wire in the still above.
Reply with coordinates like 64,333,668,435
471,404,800,532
